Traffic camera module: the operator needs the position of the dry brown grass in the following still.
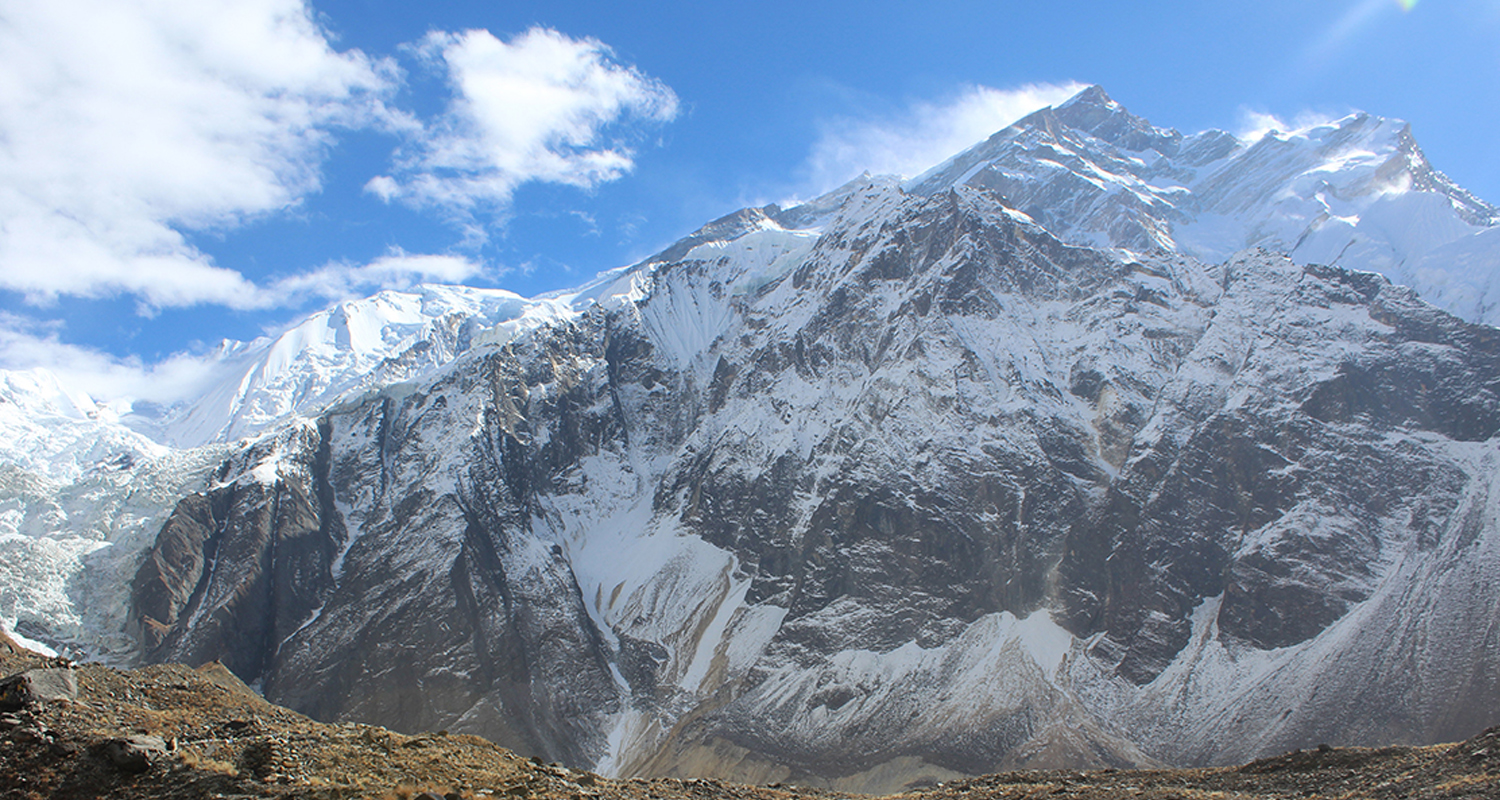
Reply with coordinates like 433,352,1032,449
178,747,238,775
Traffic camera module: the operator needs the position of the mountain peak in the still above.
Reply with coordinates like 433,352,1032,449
1057,83,1115,110
1051,84,1182,154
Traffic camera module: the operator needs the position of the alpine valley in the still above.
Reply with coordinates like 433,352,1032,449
3,86,1499,793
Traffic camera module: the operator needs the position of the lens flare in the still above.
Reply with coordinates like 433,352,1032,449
1398,0,1419,10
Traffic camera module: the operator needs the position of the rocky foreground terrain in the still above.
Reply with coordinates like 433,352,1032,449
3,632,1496,800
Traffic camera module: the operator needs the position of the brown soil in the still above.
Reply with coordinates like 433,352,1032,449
2,631,1496,800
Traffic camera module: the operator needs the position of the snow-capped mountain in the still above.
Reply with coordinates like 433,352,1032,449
98,86,1500,453
911,85,1500,324
5,85,1500,791
129,284,582,448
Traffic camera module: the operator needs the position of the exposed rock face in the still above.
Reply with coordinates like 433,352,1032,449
130,422,340,680
123,166,1500,791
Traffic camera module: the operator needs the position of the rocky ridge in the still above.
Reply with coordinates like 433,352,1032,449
2,633,1498,799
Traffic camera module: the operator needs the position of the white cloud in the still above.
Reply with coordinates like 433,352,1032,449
0,314,227,406
264,249,485,304
0,8,678,313
801,82,1088,193
0,0,399,310
1235,110,1291,143
0,247,483,406
369,27,679,216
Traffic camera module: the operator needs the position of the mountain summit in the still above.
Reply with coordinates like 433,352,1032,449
4,86,1500,792
912,85,1499,323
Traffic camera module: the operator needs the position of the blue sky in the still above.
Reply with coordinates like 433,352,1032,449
2,0,1497,403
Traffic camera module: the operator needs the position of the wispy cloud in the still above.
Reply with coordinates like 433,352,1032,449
0,247,485,406
263,249,486,305
368,27,680,228
799,82,1087,194
1233,107,1351,143
0,314,228,406
0,7,678,315
0,0,400,311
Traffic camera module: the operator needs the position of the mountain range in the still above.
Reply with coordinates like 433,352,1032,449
2,85,1498,792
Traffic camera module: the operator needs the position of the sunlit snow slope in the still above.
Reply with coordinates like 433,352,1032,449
910,85,1500,325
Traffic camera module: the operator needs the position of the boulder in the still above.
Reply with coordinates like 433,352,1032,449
102,734,167,772
0,668,77,711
